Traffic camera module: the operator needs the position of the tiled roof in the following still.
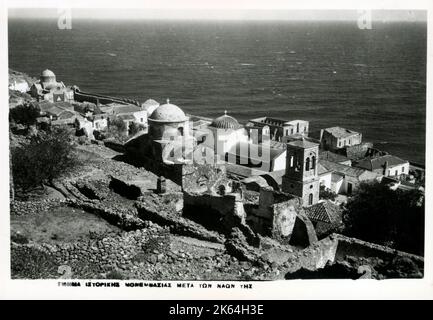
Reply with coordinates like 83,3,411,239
210,114,241,129
319,159,367,178
225,163,266,178
317,162,331,175
305,201,342,224
226,141,286,163
118,114,135,121
355,154,408,171
331,172,344,183
324,126,359,138
288,139,318,149
319,151,350,163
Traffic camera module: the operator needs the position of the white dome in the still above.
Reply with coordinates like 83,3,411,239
41,69,56,78
149,100,187,122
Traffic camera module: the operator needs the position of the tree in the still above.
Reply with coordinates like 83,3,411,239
319,184,337,201
103,118,128,142
9,102,40,128
342,181,424,255
11,127,78,194
128,122,145,136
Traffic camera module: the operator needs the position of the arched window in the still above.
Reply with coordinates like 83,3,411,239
311,156,316,170
309,193,313,205
178,127,184,136
297,123,300,133
305,157,310,171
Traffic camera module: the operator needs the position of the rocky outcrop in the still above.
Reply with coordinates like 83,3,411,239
224,227,262,263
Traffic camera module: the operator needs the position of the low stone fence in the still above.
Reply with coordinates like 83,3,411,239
11,226,170,278
65,199,144,231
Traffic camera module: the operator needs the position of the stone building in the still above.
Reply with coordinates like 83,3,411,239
354,154,409,177
30,69,74,103
319,159,381,195
305,201,343,239
246,187,317,246
282,139,320,207
141,99,160,117
320,126,362,152
247,117,309,142
9,79,29,93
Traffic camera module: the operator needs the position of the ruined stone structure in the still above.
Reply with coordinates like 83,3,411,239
282,139,320,207
246,187,317,246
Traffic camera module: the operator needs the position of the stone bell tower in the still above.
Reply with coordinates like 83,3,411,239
282,139,320,207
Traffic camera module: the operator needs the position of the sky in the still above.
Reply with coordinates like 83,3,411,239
7,8,427,22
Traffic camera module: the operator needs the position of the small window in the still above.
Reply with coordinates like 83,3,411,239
402,167,405,173
178,127,184,136
291,129,294,134
305,157,310,171
310,185,313,189
140,118,143,122
395,170,398,176
308,193,313,205
290,156,294,167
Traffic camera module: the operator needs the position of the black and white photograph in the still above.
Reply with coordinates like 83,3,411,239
1,0,432,300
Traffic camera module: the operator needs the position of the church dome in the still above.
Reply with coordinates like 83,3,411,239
210,112,240,129
40,69,56,82
41,69,55,77
149,99,187,122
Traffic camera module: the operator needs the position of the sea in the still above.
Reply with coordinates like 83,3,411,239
8,19,427,164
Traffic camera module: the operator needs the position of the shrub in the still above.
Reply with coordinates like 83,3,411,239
11,127,78,193
128,122,145,136
9,102,40,128
342,181,424,255
103,118,128,142
319,185,337,201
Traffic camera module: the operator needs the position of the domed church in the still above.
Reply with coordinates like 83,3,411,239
30,69,74,103
203,111,249,158
148,99,190,140
125,99,195,165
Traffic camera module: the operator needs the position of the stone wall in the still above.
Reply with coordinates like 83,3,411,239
182,164,232,194
245,188,317,246
11,226,170,277
334,234,424,268
284,233,424,274
135,201,225,244
183,192,246,234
